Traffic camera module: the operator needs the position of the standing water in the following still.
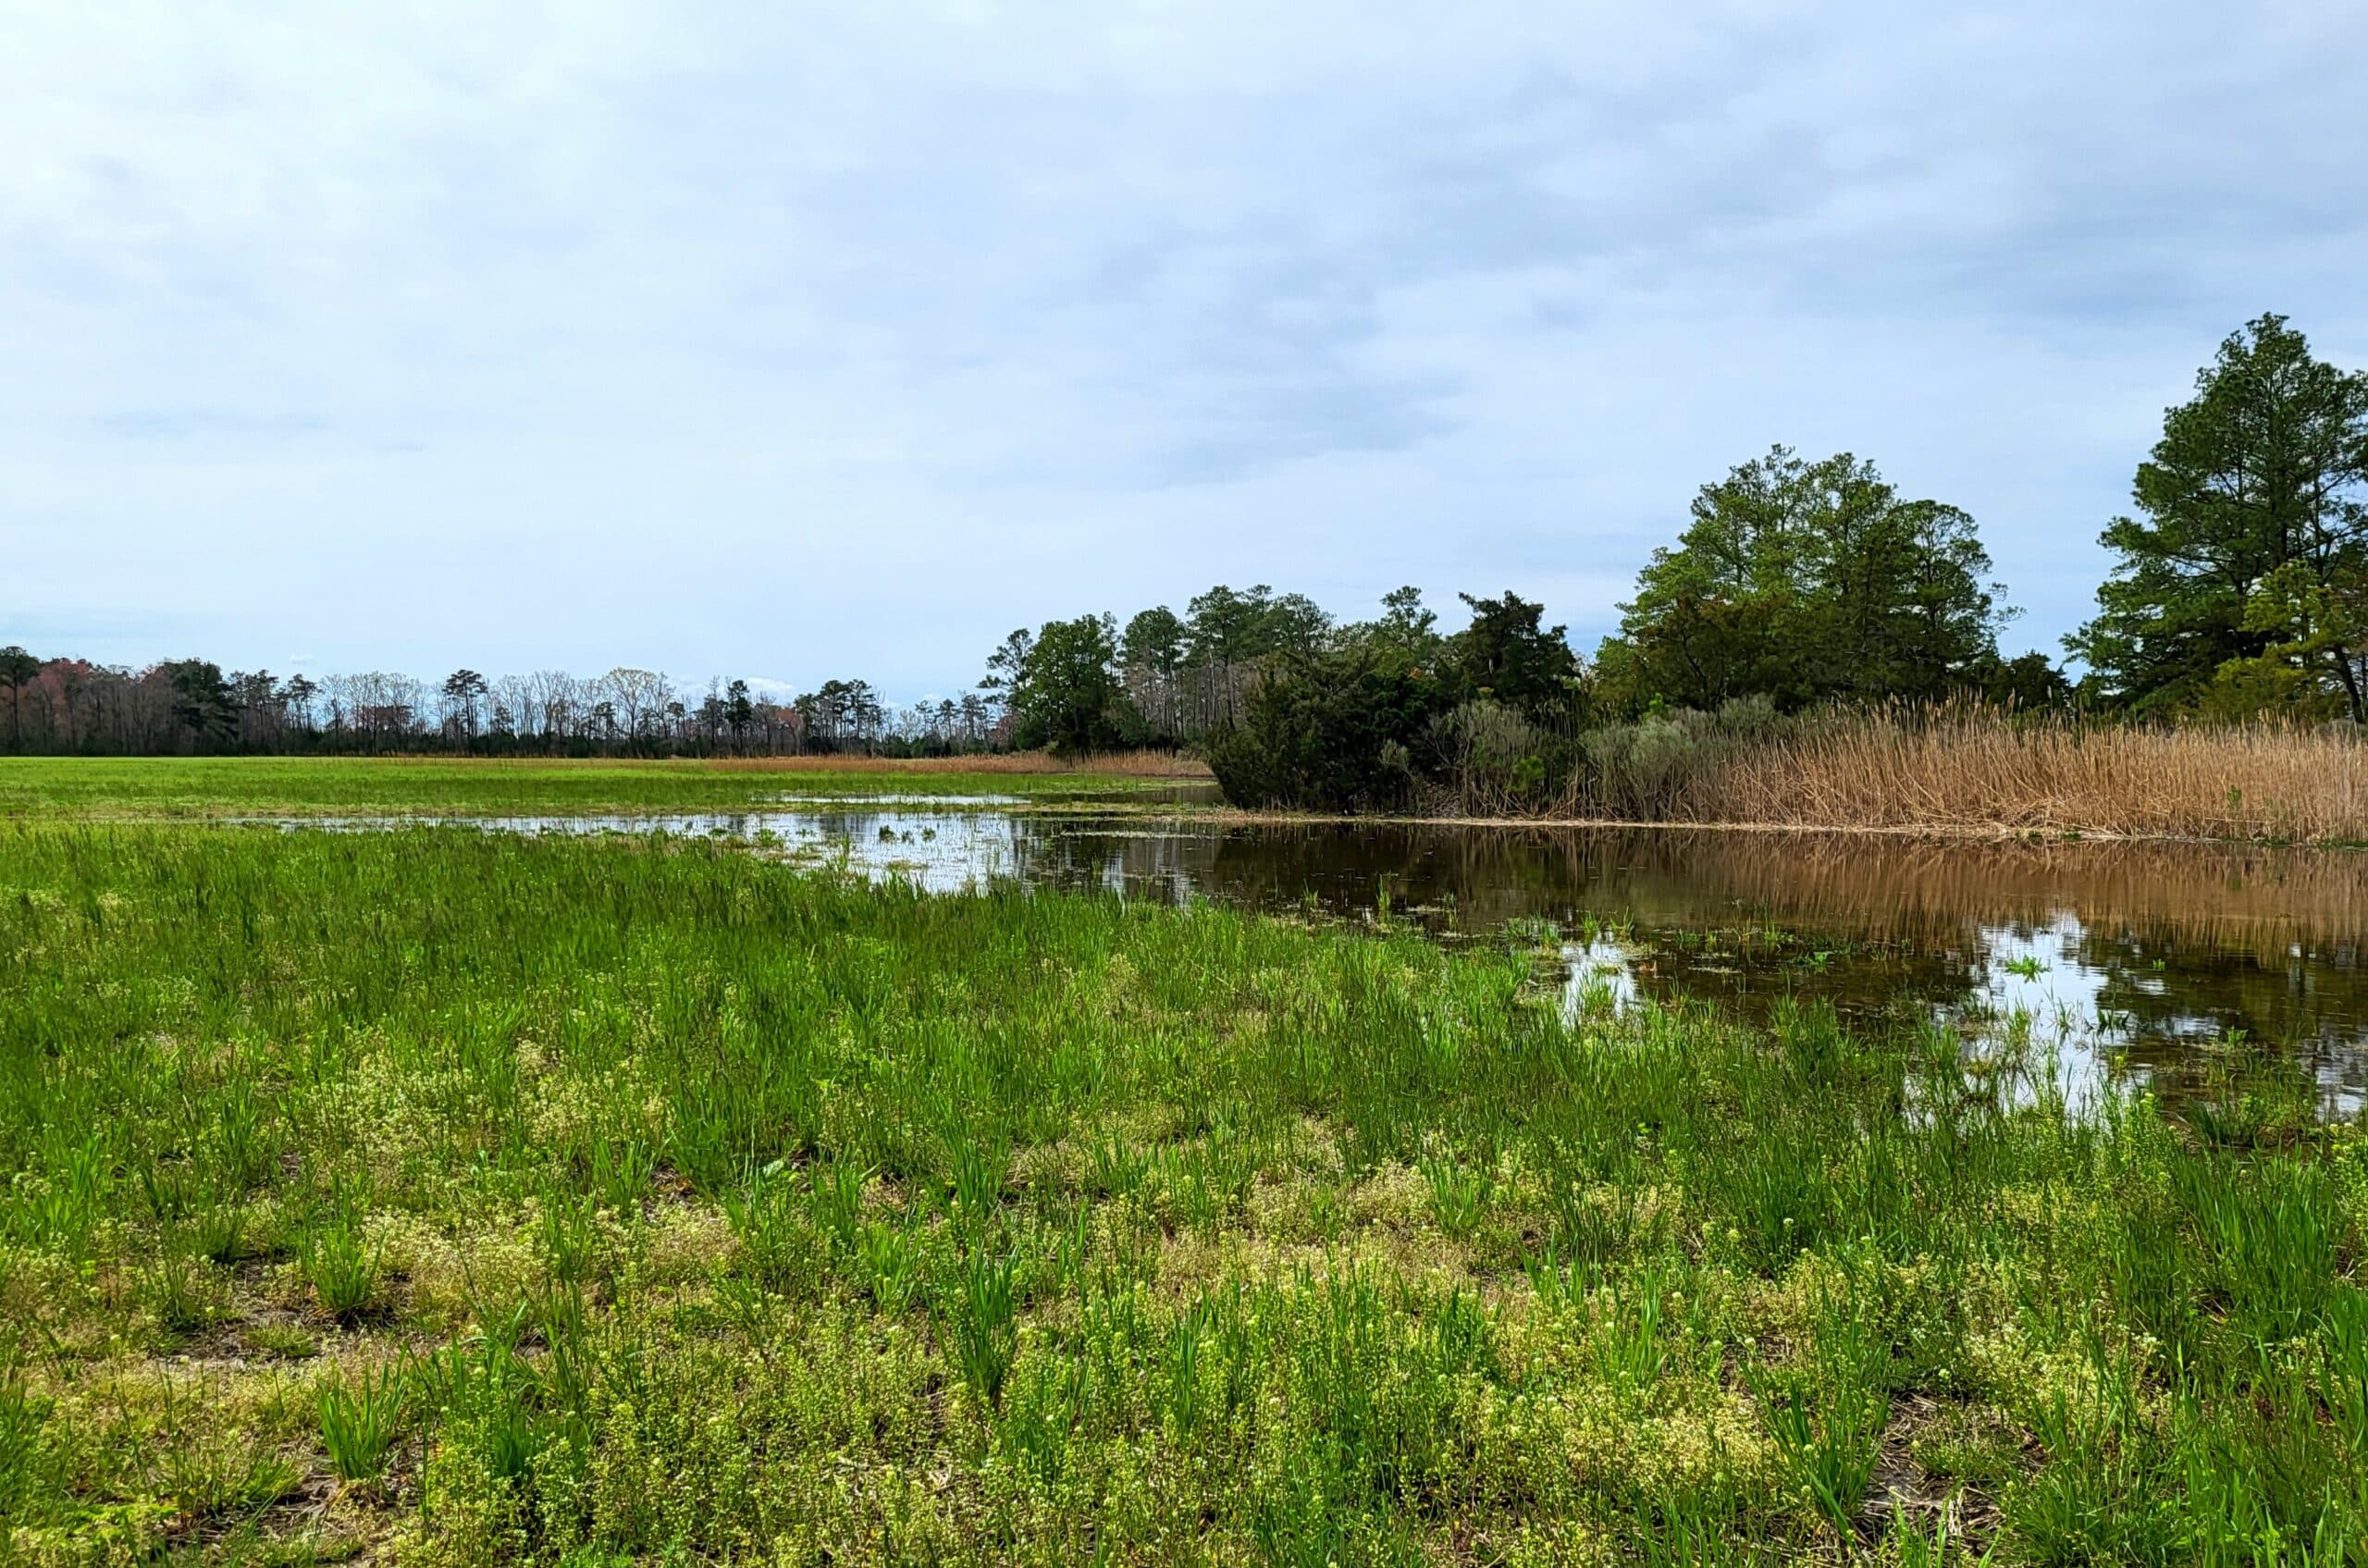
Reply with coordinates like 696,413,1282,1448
252,807,2368,1117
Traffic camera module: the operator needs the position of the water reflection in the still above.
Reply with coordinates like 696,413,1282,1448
253,809,2368,1117
856,814,2368,1116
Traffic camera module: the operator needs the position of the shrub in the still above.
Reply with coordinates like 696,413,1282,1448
1573,696,1795,819
1424,698,1575,815
1206,648,1441,810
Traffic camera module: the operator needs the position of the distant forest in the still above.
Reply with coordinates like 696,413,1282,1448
6,315,2363,780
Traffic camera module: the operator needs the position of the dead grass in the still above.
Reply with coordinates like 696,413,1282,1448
705,749,1211,777
1597,708,2368,845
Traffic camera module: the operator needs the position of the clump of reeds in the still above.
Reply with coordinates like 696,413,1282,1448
1572,701,2368,843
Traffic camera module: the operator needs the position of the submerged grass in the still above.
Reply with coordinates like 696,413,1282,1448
1,821,2364,1563
0,755,1203,821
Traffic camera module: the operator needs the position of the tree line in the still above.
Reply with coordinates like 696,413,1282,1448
984,313,2365,807
6,314,2362,775
0,660,1004,759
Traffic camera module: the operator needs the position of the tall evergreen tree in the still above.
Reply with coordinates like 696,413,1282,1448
2068,315,2368,717
0,645,38,750
161,659,238,747
1449,592,1581,719
1118,606,1188,742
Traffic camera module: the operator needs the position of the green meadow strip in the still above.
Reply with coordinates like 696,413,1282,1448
0,757,1190,821
1,822,2362,1563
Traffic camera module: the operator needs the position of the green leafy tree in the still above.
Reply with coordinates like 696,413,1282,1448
1601,447,2011,712
1120,606,1187,673
1340,586,1447,670
796,678,884,748
281,673,319,733
2068,315,2368,717
1011,614,1134,756
1981,650,2074,710
1182,584,1329,668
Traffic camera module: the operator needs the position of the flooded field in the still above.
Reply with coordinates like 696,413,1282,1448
254,805,2368,1116
19,788,2368,1555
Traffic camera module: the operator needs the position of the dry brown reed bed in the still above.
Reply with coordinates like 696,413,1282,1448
705,748,1213,777
1576,710,2368,846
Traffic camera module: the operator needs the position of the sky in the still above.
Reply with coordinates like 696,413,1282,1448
5,2,2364,701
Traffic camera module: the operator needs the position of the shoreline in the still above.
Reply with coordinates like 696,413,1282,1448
42,799,2368,851
6,754,2362,849
1157,804,2368,850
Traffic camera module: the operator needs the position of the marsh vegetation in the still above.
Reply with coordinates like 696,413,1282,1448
0,756,1207,823
4,810,2366,1563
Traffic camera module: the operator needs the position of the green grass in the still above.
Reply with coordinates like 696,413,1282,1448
1,821,2364,1563
0,756,1192,821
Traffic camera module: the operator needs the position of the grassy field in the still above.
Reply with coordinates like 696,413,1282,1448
0,755,1206,821
4,820,2364,1564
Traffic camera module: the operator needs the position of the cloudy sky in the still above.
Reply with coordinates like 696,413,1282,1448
6,2,2363,698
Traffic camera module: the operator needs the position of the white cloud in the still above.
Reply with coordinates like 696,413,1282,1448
3,1,2363,692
